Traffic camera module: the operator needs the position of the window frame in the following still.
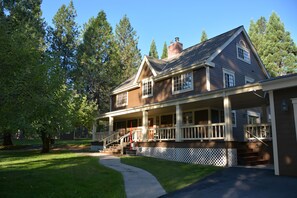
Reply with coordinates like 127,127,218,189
247,110,261,124
142,78,153,98
232,110,237,127
223,68,235,88
245,76,255,84
116,92,128,107
172,71,194,94
236,41,251,64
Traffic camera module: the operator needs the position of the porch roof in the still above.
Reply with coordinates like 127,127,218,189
97,83,266,120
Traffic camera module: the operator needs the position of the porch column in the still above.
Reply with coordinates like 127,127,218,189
176,104,182,142
108,116,114,135
224,96,233,141
92,121,97,141
142,110,148,141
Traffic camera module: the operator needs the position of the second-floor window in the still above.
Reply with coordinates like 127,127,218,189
237,40,251,64
172,71,193,94
116,92,127,107
223,68,235,88
142,78,153,98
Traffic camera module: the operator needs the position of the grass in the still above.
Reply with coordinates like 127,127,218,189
0,150,125,198
121,156,222,192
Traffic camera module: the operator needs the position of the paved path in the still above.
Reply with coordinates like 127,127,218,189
98,154,166,198
161,167,297,198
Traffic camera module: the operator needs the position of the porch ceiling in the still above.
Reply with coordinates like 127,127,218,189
230,90,268,110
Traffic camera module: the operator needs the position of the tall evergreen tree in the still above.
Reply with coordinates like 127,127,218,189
200,30,208,42
77,11,121,113
115,15,141,81
149,39,159,59
161,42,168,59
50,0,79,83
249,12,297,76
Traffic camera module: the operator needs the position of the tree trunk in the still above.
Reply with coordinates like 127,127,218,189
3,132,13,146
41,131,50,153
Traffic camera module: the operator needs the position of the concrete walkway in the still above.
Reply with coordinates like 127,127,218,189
98,154,166,198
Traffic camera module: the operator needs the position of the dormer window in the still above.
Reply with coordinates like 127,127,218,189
237,40,251,64
142,78,153,98
116,92,127,107
172,71,193,94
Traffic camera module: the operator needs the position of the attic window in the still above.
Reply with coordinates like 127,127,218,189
172,71,193,94
116,92,127,107
142,78,153,98
237,40,251,64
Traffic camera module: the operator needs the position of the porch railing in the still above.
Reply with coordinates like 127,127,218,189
181,123,225,140
154,127,176,141
244,123,272,141
102,131,120,148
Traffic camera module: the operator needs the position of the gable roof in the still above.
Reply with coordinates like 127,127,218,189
112,26,269,94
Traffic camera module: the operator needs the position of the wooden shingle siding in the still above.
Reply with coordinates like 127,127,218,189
210,33,267,90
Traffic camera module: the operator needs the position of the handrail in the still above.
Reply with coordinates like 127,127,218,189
102,131,120,148
246,130,269,147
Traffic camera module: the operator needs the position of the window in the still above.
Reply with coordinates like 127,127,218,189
116,92,127,107
142,78,153,98
223,68,235,88
245,76,254,84
183,112,193,125
247,111,261,124
232,110,237,127
172,72,193,94
237,40,251,63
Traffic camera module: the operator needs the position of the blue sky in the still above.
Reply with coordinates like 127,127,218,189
41,0,297,57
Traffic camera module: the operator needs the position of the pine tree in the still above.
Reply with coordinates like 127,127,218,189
115,15,141,81
249,17,266,58
161,42,168,59
149,39,159,59
249,12,297,76
200,30,208,42
77,11,121,113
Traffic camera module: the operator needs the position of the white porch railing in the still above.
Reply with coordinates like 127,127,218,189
181,123,225,140
102,131,120,148
154,127,176,141
244,123,272,140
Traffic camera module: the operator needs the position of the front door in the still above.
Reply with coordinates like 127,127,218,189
148,118,154,139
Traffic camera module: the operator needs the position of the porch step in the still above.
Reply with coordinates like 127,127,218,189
237,148,269,166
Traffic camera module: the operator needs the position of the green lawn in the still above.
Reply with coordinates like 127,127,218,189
0,150,125,198
121,156,222,192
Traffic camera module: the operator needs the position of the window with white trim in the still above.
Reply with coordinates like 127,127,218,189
172,72,193,94
142,78,153,98
237,40,251,63
223,68,235,88
245,76,254,84
116,92,127,107
247,110,261,124
183,112,193,125
232,110,237,127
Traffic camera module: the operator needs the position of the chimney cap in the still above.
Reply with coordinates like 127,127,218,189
175,37,179,42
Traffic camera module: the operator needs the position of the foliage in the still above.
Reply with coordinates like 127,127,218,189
149,39,159,59
121,156,222,192
77,11,121,113
200,30,208,42
161,42,168,59
50,0,79,83
0,150,125,197
249,12,297,76
115,14,141,81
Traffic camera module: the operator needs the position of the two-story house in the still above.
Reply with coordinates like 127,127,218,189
94,26,273,167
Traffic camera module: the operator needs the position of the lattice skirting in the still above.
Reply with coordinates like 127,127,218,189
136,147,237,167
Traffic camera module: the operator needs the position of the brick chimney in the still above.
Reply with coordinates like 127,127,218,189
168,37,183,58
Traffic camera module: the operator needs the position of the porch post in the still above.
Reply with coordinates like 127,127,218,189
142,110,148,141
92,121,97,141
176,104,182,142
108,116,114,135
224,96,233,141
